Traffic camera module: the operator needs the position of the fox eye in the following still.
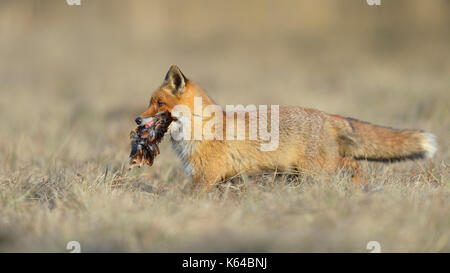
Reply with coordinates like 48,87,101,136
157,101,166,108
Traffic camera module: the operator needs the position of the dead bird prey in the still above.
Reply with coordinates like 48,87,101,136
129,111,173,169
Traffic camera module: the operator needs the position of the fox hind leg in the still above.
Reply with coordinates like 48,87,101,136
338,156,366,185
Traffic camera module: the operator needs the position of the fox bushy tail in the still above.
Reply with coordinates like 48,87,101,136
336,118,437,162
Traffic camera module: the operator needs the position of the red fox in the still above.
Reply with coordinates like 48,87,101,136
136,65,437,186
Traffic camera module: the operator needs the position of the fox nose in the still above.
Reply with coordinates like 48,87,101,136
135,117,143,125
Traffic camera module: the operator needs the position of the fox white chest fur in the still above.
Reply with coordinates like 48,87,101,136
168,114,197,177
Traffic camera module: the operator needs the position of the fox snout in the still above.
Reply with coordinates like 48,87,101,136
135,116,154,127
135,117,143,125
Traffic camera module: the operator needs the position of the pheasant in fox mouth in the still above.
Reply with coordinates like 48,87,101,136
128,111,173,169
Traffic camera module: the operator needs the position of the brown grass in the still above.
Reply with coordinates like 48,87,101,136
0,0,449,252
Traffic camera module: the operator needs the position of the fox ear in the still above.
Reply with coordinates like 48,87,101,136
164,65,187,96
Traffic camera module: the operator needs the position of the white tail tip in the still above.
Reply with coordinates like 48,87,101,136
422,133,437,158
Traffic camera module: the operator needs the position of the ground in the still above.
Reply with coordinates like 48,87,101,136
0,1,449,252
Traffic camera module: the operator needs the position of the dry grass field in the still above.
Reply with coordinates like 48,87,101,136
0,0,449,252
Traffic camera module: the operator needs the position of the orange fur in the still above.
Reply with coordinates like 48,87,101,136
138,65,437,187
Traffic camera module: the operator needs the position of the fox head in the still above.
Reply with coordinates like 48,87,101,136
137,65,216,122
135,65,190,125
136,65,221,143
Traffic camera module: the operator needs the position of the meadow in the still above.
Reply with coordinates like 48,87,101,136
0,0,449,252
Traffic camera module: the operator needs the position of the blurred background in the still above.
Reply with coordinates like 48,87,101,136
0,0,449,252
1,0,449,162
